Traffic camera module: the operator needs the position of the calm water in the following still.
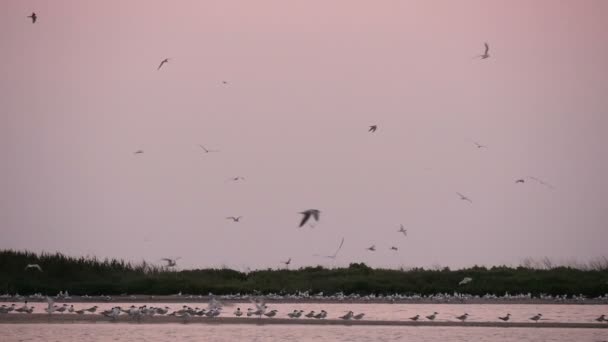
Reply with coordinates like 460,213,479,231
3,324,608,342
10,302,608,323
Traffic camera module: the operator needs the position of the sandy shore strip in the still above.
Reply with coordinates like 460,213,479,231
1,314,607,328
2,296,607,305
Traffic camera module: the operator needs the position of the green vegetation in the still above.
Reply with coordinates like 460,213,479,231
1,250,607,297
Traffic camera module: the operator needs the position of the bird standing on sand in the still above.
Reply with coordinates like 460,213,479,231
456,313,469,322
304,311,316,318
226,216,242,222
368,125,377,133
234,308,243,317
299,209,320,227
529,313,542,322
157,58,170,70
476,42,490,59
27,12,37,23
595,314,606,322
498,313,511,321
352,313,365,320
456,192,473,203
426,312,438,320
409,314,420,321
24,264,43,272
339,311,354,320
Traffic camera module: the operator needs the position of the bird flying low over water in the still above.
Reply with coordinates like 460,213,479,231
27,12,37,23
456,192,473,203
368,125,377,133
24,264,42,272
314,237,345,260
157,58,170,70
476,42,490,59
298,209,320,227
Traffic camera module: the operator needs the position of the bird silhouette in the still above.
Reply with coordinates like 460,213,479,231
282,258,291,267
157,58,170,70
133,150,144,155
314,237,345,259
515,179,525,184
476,42,490,59
226,216,242,222
27,12,37,24
298,209,320,227
397,224,407,236
456,192,473,203
473,141,487,148
390,246,398,251
199,145,219,153
368,125,377,133
161,258,180,267
366,245,376,252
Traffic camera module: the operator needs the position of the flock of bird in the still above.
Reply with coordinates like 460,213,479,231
3,298,608,324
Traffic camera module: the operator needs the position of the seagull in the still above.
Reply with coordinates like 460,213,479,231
85,306,98,313
390,246,398,251
529,313,542,323
24,264,42,272
314,237,345,259
498,313,511,321
409,314,420,321
397,224,407,236
473,141,487,148
199,145,219,153
282,258,291,267
287,310,299,318
368,125,377,133
304,311,316,318
352,313,365,320
476,42,490,59
233,308,243,317
226,216,242,222
339,311,354,320
426,312,438,320
456,192,473,203
27,12,37,24
157,58,170,70
133,150,144,155
458,277,473,285
227,176,245,182
161,257,180,267
595,314,606,322
366,245,376,252
456,313,469,322
515,179,525,184
298,209,320,227
264,309,278,318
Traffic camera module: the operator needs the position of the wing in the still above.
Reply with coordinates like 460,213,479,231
456,192,464,198
332,238,345,257
312,211,320,221
299,212,311,227
484,43,489,54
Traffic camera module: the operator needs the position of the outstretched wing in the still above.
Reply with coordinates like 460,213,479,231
484,42,489,54
299,212,311,227
332,238,345,258
312,210,320,221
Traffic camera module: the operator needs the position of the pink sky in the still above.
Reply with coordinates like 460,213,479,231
1,0,607,270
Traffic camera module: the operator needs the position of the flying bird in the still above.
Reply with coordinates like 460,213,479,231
397,224,407,237
133,150,144,155
390,246,398,251
473,141,487,148
476,42,490,59
366,245,376,252
199,145,219,153
24,264,42,272
456,192,473,203
157,58,170,70
458,277,473,285
515,179,525,184
314,237,344,260
528,176,555,190
226,216,242,222
27,12,37,23
161,257,180,267
368,125,377,133
298,209,320,227
282,258,291,267
227,176,245,182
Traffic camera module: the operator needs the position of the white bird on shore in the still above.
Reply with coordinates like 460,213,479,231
304,310,316,318
339,311,354,320
264,309,278,318
313,310,327,319
234,308,243,317
529,313,542,322
456,313,469,322
287,310,299,318
24,264,42,272
498,313,511,321
352,312,365,320
459,277,473,285
293,310,304,318
426,312,439,320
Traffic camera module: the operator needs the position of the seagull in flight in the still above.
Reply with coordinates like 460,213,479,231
368,125,377,133
476,42,490,59
390,246,398,251
227,176,245,182
456,192,473,203
27,12,37,24
24,264,42,272
473,141,487,148
161,257,180,267
157,58,170,70
314,237,344,259
133,150,144,155
366,245,376,252
282,258,291,267
226,216,242,222
199,145,219,153
298,209,320,228
515,179,525,184
397,224,407,237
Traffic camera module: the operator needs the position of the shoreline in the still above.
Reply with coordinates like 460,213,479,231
1,314,607,328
